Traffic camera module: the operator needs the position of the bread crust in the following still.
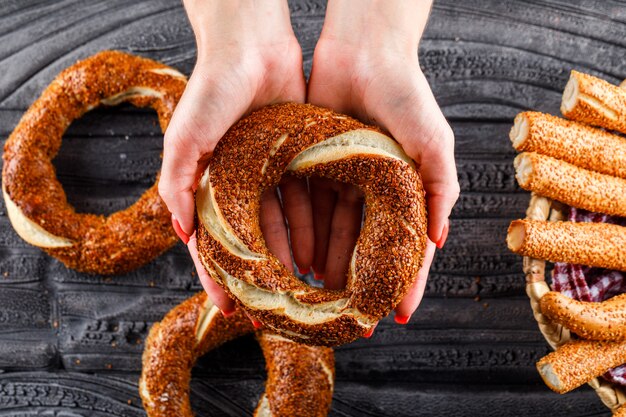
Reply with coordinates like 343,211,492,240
561,70,626,134
514,152,626,217
540,292,626,341
139,292,335,417
196,103,427,346
537,339,626,394
2,50,184,274
511,111,626,179
507,219,626,271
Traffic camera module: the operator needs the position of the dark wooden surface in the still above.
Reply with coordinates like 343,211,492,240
0,0,624,415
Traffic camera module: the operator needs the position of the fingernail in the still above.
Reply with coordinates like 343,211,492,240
251,319,263,329
171,214,190,244
363,327,375,338
436,220,449,249
298,267,311,275
221,308,236,318
311,267,324,280
395,314,411,325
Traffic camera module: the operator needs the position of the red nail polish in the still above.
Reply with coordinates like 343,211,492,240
251,319,262,329
395,314,411,325
221,308,236,318
298,267,311,275
171,214,190,244
436,220,449,249
313,272,324,281
363,327,375,338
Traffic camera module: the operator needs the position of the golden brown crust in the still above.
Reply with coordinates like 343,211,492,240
615,404,626,417
256,333,334,417
511,112,626,179
540,292,626,341
139,292,335,417
536,339,626,394
561,70,626,134
2,50,184,274
196,103,427,346
507,219,626,271
140,292,253,417
514,152,626,217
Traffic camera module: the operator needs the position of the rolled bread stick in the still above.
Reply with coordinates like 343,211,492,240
561,70,626,134
537,339,626,394
507,219,626,272
510,112,626,179
514,152,626,217
540,292,626,341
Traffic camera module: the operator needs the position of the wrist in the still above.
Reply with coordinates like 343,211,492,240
320,0,433,57
183,0,296,58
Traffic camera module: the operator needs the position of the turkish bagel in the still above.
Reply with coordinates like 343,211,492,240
139,292,335,417
2,51,184,274
196,103,427,346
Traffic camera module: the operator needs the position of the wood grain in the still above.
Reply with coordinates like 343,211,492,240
1,0,623,415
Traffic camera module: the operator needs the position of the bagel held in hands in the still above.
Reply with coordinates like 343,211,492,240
196,103,427,346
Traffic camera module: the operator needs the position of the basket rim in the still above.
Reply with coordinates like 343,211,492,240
522,193,626,411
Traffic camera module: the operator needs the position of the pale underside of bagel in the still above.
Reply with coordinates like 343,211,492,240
286,129,415,170
100,87,164,106
2,186,74,248
197,128,417,340
208,256,375,329
148,67,187,80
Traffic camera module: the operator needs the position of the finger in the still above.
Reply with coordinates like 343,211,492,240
390,99,459,247
279,175,314,274
260,187,293,271
324,184,363,290
158,72,248,235
394,239,437,321
159,133,199,236
309,178,337,279
420,145,459,247
187,232,236,315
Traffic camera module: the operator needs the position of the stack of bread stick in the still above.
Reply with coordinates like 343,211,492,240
508,71,626,269
506,70,626,415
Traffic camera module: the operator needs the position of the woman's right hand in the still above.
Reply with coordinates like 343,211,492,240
158,0,311,315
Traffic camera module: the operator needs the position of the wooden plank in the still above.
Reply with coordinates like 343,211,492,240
0,0,622,415
0,372,610,417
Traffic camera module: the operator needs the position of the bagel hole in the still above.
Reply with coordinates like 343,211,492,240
191,334,266,413
263,175,363,290
54,105,162,216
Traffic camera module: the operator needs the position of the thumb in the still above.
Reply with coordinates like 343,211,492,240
158,71,251,235
383,78,459,246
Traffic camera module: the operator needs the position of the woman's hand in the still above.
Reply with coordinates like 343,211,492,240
308,0,460,324
159,0,311,315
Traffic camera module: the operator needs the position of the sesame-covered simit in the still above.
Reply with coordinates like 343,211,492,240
2,51,185,274
195,102,428,347
139,292,335,417
561,70,626,134
514,152,626,217
536,339,626,394
539,292,626,342
510,112,626,180
507,219,626,272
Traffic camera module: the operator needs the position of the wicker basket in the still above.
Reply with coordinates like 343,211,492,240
523,193,626,413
